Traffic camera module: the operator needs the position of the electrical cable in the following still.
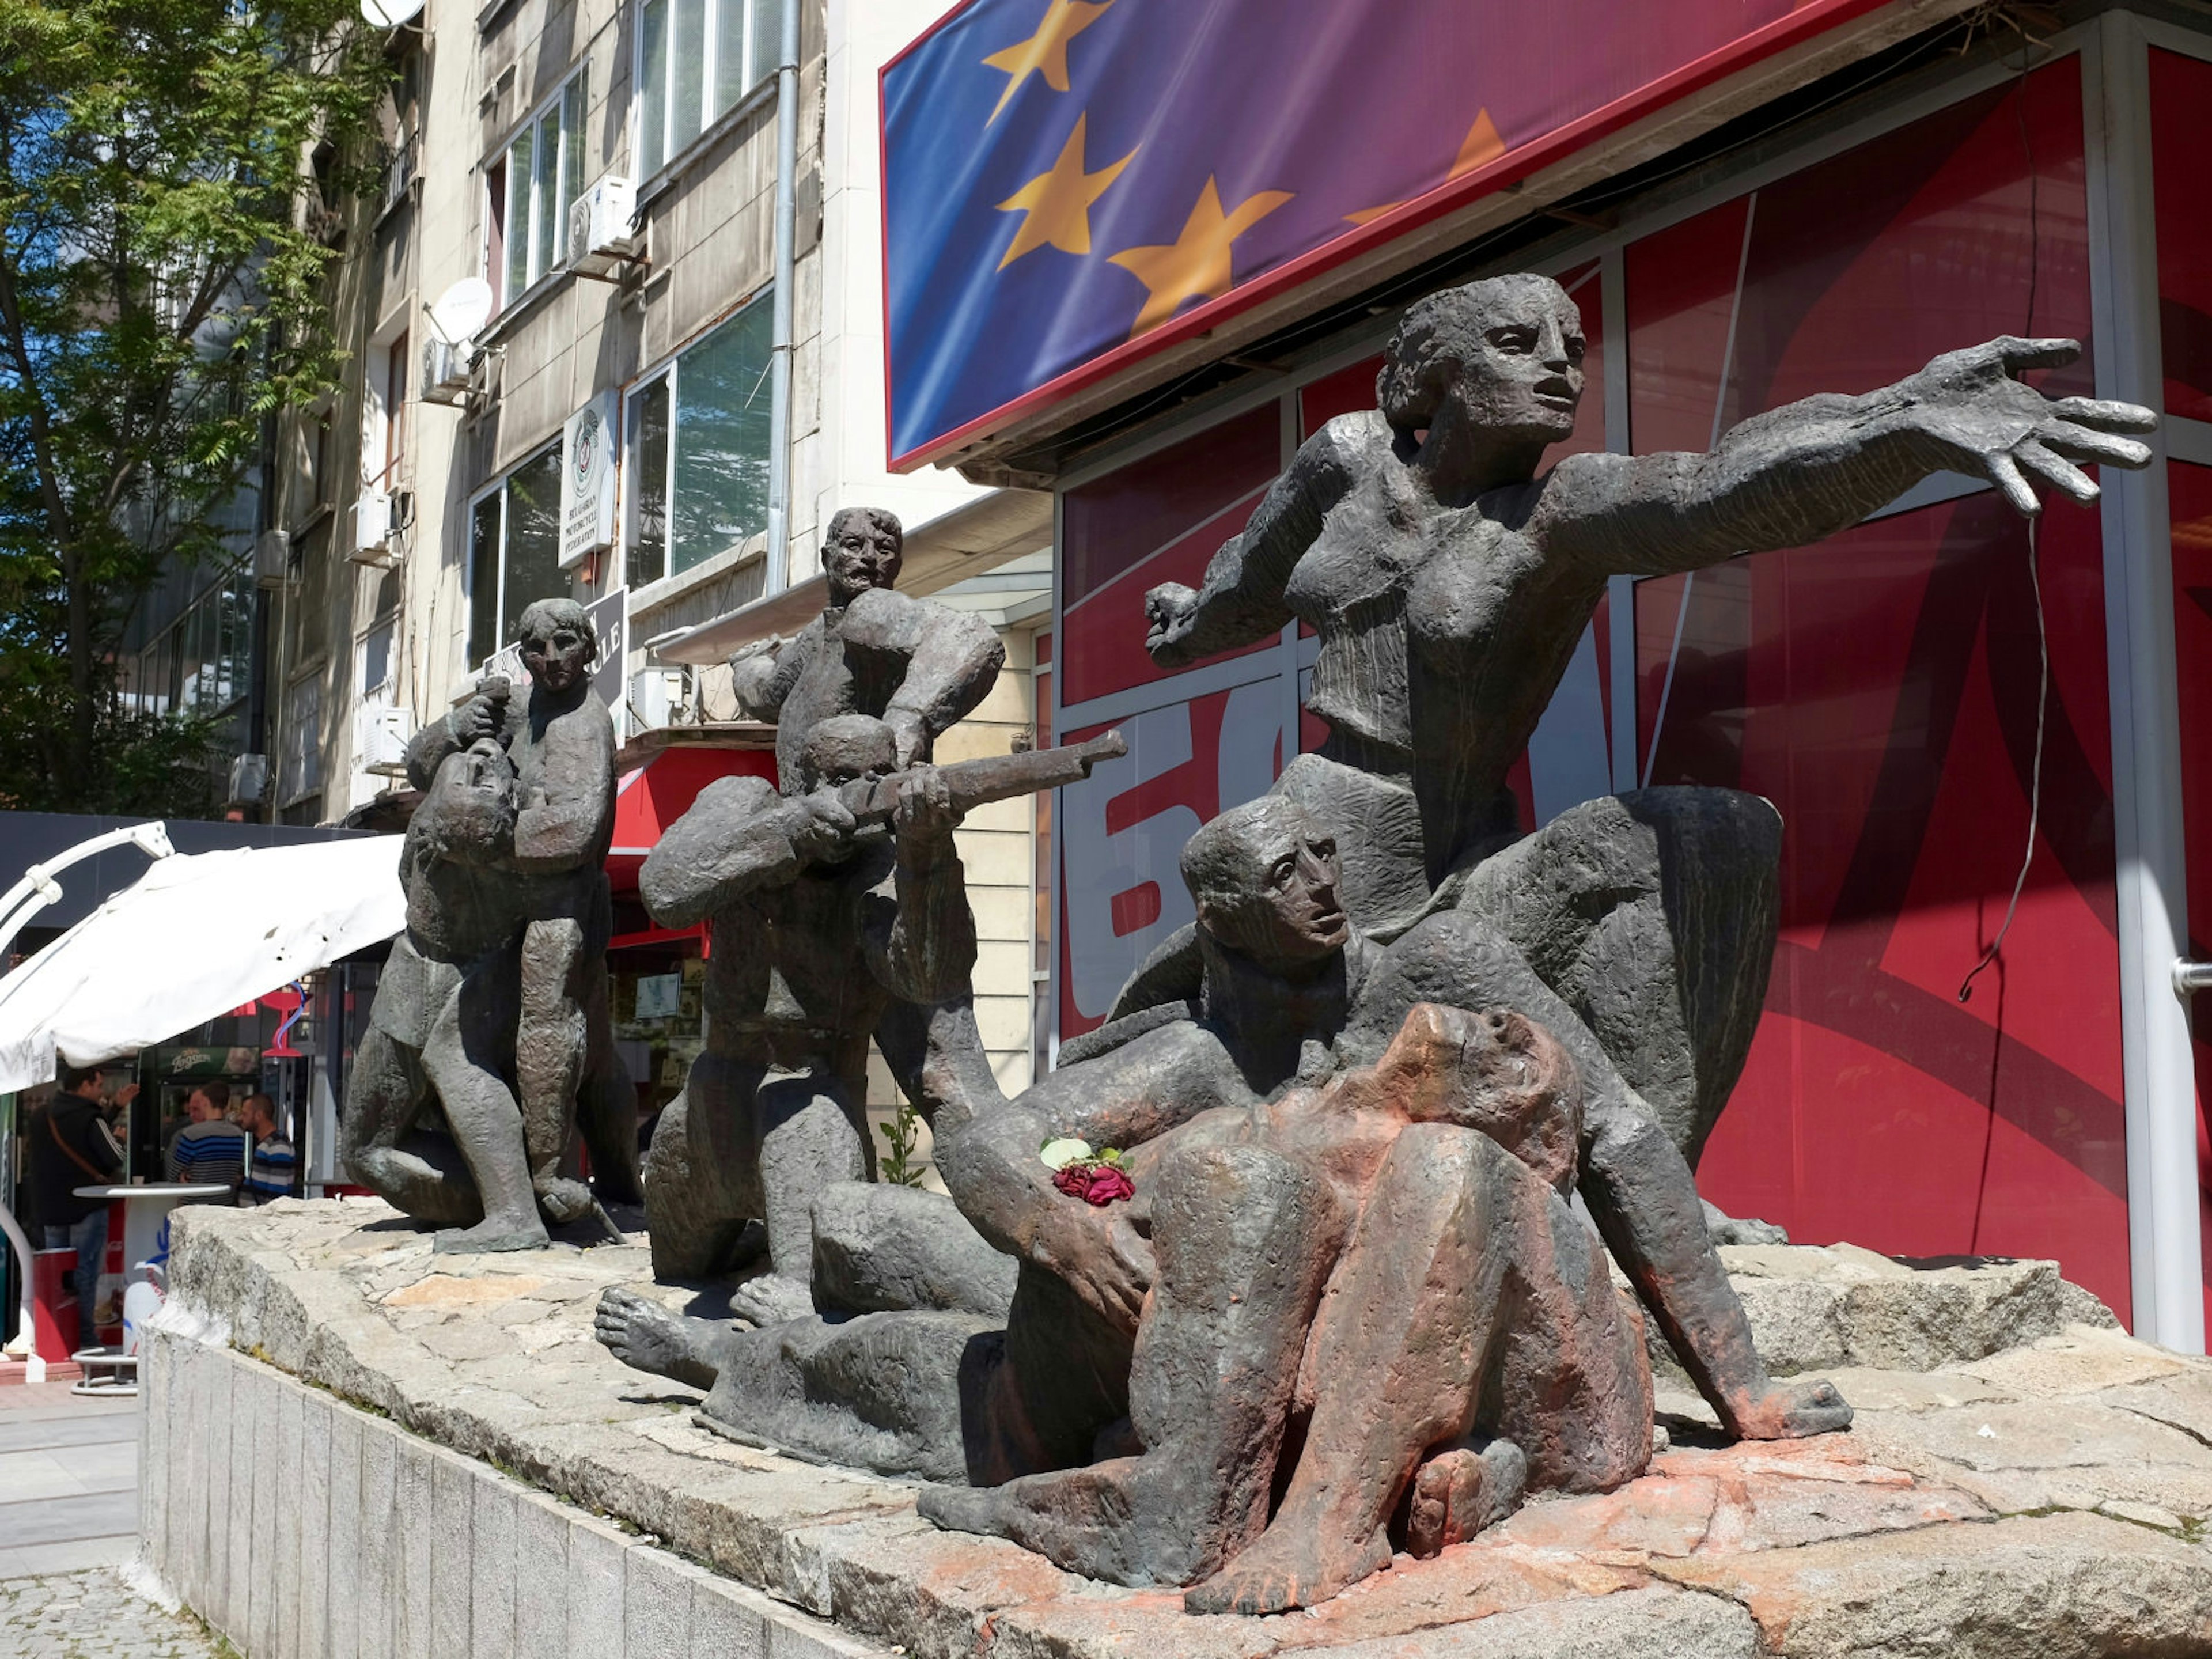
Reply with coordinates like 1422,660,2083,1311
1957,25,2048,1005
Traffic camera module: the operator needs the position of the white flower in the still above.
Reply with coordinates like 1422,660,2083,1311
1039,1137,1092,1171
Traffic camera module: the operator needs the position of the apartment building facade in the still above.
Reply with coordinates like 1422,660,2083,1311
249,0,1054,1127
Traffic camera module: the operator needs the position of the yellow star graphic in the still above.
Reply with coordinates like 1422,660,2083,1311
982,0,1112,125
1344,109,1507,225
1109,176,1293,337
995,115,1135,269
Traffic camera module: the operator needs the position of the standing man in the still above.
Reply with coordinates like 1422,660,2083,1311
165,1082,251,1195
28,1063,122,1315
404,596,639,1219
638,715,978,1319
729,506,1005,785
238,1093,296,1206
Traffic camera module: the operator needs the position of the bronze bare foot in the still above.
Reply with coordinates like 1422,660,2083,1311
1183,1522,1393,1616
728,1271,817,1327
1402,1435,1525,1558
594,1287,699,1380
434,1215,548,1254
1726,1376,1853,1440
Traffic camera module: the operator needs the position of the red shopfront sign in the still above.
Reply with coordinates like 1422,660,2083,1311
881,0,1901,468
1053,56,2145,1323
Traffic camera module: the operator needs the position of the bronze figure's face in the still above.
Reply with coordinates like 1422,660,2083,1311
824,509,904,605
800,714,899,861
1185,797,1349,971
517,598,596,695
419,738,518,865
1380,274,1585,457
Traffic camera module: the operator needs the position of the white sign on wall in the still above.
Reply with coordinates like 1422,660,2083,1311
559,388,619,569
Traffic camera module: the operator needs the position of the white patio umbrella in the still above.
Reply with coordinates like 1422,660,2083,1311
0,832,407,1094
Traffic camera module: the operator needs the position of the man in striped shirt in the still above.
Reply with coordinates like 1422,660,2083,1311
239,1093,296,1206
165,1082,252,1196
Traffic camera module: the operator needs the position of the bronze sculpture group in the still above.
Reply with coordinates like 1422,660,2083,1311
344,276,2158,1613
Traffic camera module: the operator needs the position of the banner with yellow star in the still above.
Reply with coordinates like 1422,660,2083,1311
882,0,1888,469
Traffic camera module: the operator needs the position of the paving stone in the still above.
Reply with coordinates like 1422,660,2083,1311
0,1568,224,1659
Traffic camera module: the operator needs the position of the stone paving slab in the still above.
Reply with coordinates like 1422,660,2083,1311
152,1198,2212,1658
0,1569,224,1658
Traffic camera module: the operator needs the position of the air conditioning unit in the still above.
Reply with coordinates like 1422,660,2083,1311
355,703,411,775
353,490,391,550
227,752,270,808
628,666,686,732
421,334,476,406
567,176,639,279
253,529,294,590
349,490,406,568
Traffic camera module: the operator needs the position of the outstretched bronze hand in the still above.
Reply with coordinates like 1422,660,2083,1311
1887,336,2156,515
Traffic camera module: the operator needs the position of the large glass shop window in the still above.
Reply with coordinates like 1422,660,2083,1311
2150,45,2212,1335
2169,464,2212,1337
1621,60,2130,1320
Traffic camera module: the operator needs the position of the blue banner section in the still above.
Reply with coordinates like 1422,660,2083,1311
881,0,1838,466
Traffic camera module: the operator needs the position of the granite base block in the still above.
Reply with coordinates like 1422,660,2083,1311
136,1197,2212,1659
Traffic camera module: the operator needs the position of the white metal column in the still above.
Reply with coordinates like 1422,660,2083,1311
2085,12,2203,1353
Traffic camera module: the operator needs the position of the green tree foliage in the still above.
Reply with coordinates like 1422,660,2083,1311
0,0,384,812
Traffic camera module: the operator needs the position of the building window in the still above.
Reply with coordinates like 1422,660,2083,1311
128,560,255,720
281,669,323,807
623,293,772,586
488,67,588,311
635,0,774,179
468,444,575,666
360,616,396,698
372,329,408,489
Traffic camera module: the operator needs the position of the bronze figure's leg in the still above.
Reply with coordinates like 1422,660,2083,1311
642,1052,770,1281
1358,910,1844,1444
576,878,645,1205
725,1058,868,1325
517,912,593,1222
1186,1124,1520,1616
420,961,547,1254
339,1024,483,1226
1457,787,1781,1171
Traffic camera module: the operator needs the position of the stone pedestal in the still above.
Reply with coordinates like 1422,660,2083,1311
134,1199,2212,1658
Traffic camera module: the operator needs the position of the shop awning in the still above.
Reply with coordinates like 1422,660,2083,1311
0,834,407,1093
608,743,779,888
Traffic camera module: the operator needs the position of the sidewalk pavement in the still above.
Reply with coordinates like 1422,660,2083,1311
0,1382,140,1579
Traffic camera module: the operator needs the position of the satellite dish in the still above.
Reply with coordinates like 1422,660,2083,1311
359,0,423,26
427,278,494,346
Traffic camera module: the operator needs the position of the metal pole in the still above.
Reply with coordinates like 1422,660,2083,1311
0,1198,45,1382
763,0,801,596
2086,13,2203,1353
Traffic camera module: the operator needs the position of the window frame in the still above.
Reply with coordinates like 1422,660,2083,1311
358,614,397,702
487,65,589,314
631,0,773,184
466,441,571,671
619,286,774,590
